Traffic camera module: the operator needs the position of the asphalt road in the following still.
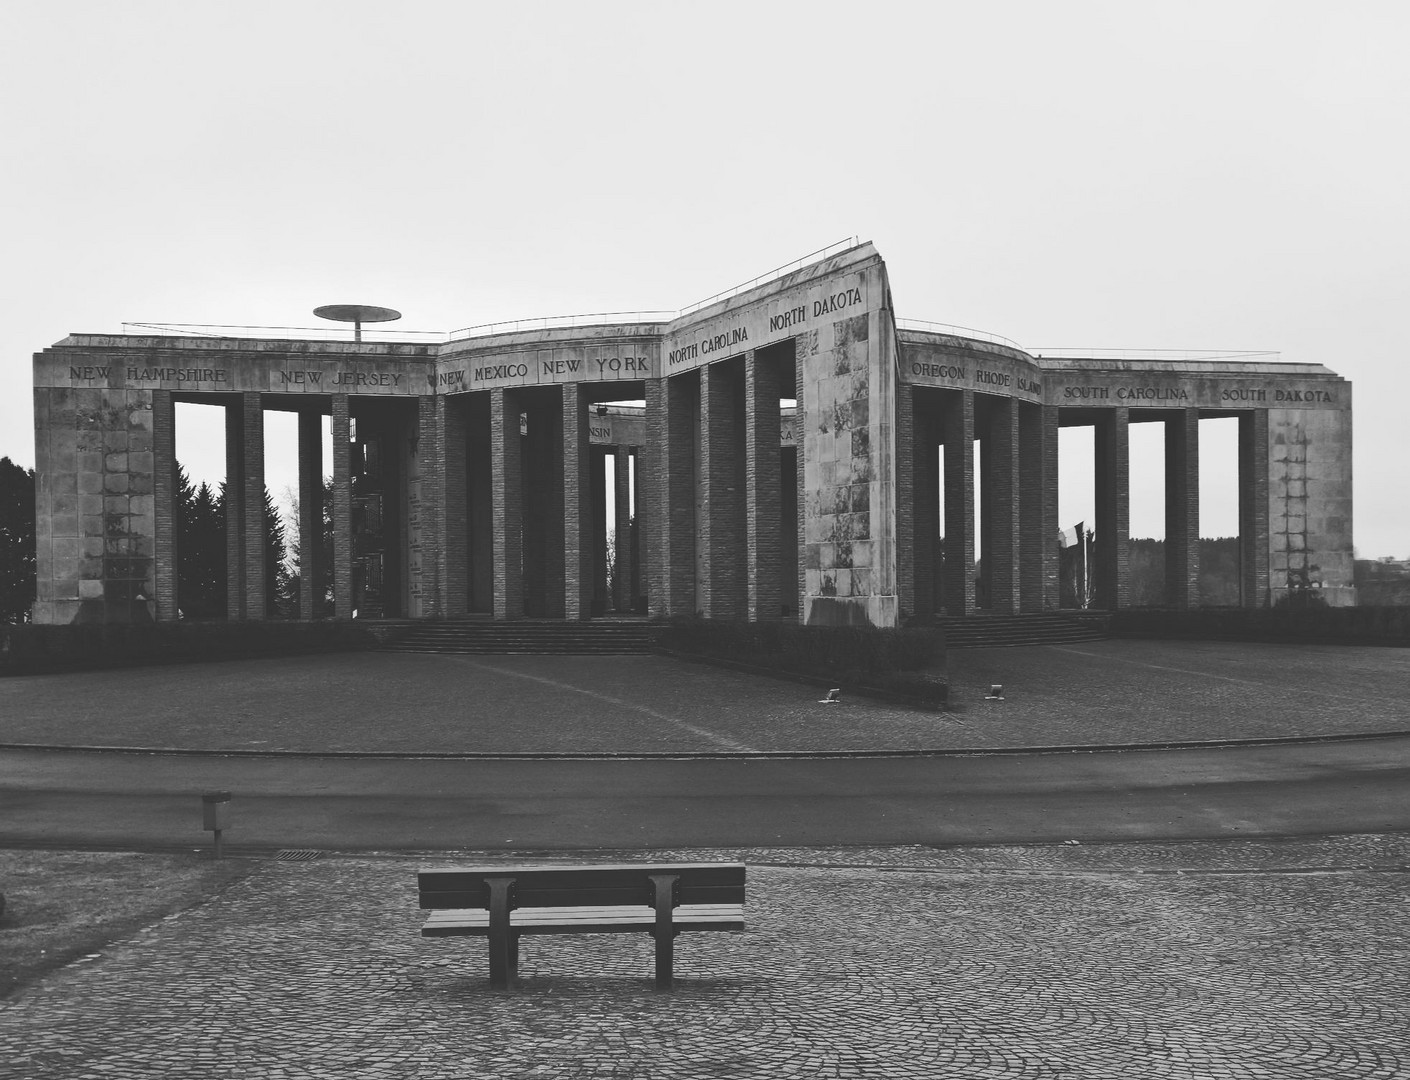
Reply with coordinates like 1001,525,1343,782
3,736,1407,851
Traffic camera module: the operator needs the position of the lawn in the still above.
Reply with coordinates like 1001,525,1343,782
0,849,255,997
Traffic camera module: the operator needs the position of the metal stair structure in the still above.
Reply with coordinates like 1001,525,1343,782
939,613,1109,649
376,618,657,655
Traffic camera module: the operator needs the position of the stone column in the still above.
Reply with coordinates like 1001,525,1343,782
941,390,976,616
224,400,247,620
699,361,745,619
986,398,1021,614
794,338,808,623
895,382,918,621
1239,409,1270,608
745,350,782,621
438,396,470,617
1095,407,1130,610
238,392,267,620
613,448,632,612
562,384,594,620
297,410,323,620
1165,408,1200,609
152,390,178,622
490,388,524,619
1019,404,1059,612
331,396,354,619
643,377,667,617
410,396,439,619
649,374,697,617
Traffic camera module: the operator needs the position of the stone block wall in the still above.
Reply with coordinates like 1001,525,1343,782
33,386,158,625
1268,404,1354,607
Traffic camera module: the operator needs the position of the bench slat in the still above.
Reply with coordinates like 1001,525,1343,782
418,864,746,911
421,904,745,938
417,868,750,907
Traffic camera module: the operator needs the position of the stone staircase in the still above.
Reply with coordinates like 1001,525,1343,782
376,618,657,655
939,613,1110,648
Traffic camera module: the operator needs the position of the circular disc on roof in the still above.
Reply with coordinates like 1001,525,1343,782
313,304,402,324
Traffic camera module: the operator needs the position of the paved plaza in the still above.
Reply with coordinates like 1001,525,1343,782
3,835,1409,1078
2,638,1408,753
3,640,1409,1076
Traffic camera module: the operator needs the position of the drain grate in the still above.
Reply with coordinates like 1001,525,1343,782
276,849,324,861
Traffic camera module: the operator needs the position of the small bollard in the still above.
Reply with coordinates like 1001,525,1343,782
202,791,231,859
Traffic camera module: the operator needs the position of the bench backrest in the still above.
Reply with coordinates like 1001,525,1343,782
418,862,746,911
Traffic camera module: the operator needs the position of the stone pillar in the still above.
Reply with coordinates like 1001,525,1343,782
941,390,976,616
152,390,177,622
986,398,1021,614
562,384,594,621
649,374,697,617
1019,404,1059,612
613,448,632,612
895,382,918,621
745,350,783,621
794,338,808,623
238,392,266,620
1165,408,1200,609
698,361,745,619
1239,409,1270,608
410,396,439,619
1095,407,1130,610
643,377,667,617
331,396,354,619
490,388,525,619
439,396,470,617
297,410,324,620
224,401,247,620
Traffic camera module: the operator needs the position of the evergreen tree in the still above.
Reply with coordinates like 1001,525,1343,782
0,456,36,624
177,468,226,619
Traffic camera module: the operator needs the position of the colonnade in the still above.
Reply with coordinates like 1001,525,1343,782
154,380,1273,624
899,387,1272,617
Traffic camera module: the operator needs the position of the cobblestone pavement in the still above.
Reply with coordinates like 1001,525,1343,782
2,640,1408,754
3,835,1409,1079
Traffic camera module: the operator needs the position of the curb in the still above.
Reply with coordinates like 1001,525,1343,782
3,728,1408,760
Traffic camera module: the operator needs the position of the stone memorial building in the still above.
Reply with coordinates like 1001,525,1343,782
30,241,1354,627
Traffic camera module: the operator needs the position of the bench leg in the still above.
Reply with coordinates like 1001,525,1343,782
509,933,520,982
486,876,515,990
488,932,513,990
653,931,674,991
649,874,679,991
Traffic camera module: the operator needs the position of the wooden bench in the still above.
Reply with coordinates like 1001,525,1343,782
418,862,746,990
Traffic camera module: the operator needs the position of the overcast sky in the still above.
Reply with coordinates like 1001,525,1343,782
4,1,1405,556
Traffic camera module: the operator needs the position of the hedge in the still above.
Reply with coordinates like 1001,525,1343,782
1110,607,1410,646
653,618,948,707
0,620,378,676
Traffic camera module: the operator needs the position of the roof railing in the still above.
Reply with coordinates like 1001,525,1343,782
1029,348,1281,362
896,319,1025,351
675,237,861,319
447,311,674,341
122,321,445,343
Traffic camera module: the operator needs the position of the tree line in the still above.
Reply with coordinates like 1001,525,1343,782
0,456,331,623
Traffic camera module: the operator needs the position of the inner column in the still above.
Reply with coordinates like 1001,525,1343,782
940,389,976,615
745,346,784,621
698,357,746,619
1094,407,1131,610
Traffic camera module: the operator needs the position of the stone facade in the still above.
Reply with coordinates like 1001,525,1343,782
29,243,1355,627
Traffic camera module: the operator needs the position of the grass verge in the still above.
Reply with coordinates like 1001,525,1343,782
0,849,256,997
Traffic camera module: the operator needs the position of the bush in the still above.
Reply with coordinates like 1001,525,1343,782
1109,607,1410,646
653,618,947,707
0,620,378,675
